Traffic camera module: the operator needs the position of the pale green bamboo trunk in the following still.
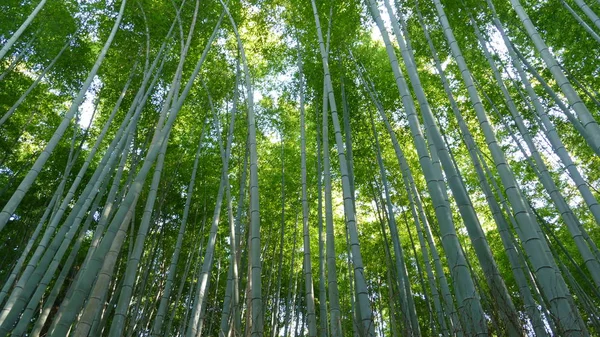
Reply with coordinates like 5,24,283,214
410,3,546,334
0,0,128,231
385,3,522,334
352,54,457,336
219,70,243,337
311,1,376,334
0,33,38,82
298,49,318,337
320,59,342,337
508,0,600,155
433,0,587,334
47,14,221,335
218,3,262,335
152,123,205,336
315,93,329,337
470,13,600,295
487,0,600,230
369,108,419,335
0,110,136,335
0,36,72,127
110,4,201,334
0,0,47,61
366,1,487,334
560,0,600,43
573,0,600,30
187,75,236,337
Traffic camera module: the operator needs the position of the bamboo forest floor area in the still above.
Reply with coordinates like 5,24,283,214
1,0,600,336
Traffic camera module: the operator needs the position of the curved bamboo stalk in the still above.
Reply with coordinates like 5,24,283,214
0,0,47,61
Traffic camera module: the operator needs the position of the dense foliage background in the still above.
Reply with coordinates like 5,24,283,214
1,0,600,336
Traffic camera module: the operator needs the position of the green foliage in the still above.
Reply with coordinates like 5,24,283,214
1,0,600,335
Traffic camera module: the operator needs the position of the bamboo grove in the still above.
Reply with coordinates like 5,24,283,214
1,0,600,335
